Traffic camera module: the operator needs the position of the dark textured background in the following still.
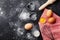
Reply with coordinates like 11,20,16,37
0,0,60,40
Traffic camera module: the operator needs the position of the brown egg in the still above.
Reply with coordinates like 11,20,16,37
24,23,33,30
46,10,53,17
48,17,56,24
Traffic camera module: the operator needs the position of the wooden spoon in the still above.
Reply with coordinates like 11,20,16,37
39,0,56,10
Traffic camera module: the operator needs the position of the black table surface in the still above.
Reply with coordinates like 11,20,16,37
0,0,60,40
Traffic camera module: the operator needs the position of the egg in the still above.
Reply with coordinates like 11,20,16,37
39,17,46,24
46,10,53,17
48,17,56,24
24,23,33,30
